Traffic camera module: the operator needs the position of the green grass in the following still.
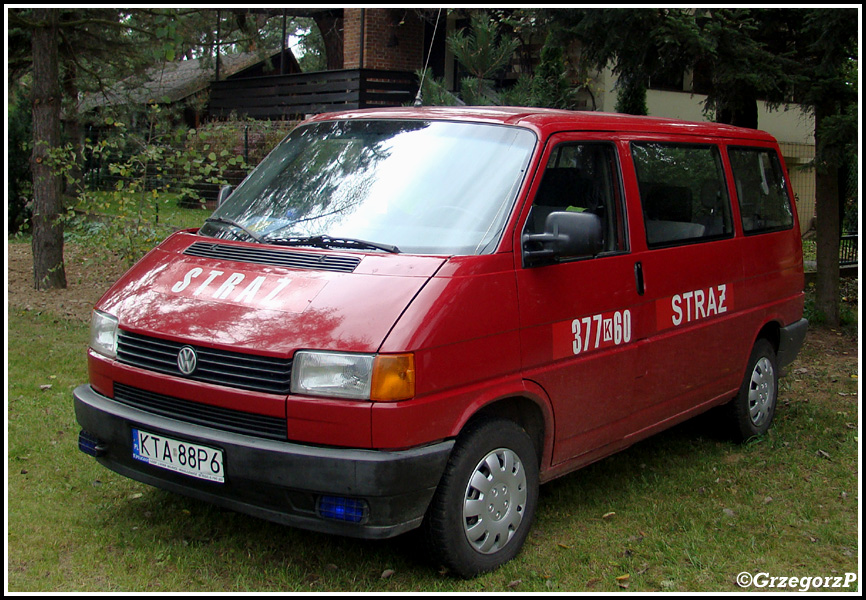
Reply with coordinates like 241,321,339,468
69,190,211,231
802,238,816,263
804,277,859,327
7,303,859,592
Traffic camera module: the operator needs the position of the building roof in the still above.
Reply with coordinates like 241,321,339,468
77,50,279,113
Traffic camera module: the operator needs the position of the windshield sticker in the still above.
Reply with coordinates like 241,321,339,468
657,283,731,330
553,309,633,359
165,265,326,312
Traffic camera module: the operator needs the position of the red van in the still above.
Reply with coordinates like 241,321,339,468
74,107,807,577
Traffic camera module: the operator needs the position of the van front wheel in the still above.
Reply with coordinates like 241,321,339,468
422,418,539,578
728,339,778,441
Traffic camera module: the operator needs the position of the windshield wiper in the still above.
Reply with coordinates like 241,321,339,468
264,234,401,254
204,216,265,244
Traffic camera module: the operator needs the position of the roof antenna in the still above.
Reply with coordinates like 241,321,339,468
414,8,442,107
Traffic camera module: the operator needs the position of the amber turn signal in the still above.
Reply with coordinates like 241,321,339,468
370,354,415,402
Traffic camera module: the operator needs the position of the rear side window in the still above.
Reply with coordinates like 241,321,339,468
632,142,732,248
728,147,794,234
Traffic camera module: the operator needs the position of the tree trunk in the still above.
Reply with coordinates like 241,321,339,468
30,8,67,290
314,11,344,70
717,90,759,129
813,107,841,326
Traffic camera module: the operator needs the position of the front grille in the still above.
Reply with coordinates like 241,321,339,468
184,241,361,273
116,330,293,395
113,383,287,440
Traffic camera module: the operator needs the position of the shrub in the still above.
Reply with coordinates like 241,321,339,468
8,91,32,234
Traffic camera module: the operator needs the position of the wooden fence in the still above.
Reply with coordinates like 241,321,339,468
208,69,418,119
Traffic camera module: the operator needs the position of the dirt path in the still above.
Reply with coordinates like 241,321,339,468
7,242,128,322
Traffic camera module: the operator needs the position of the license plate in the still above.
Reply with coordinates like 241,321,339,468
132,428,224,483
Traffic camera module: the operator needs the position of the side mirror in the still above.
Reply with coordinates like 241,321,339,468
522,211,603,267
217,184,233,207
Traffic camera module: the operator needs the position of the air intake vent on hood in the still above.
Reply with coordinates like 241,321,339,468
184,241,361,273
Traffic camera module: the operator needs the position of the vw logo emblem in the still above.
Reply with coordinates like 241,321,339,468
177,346,198,375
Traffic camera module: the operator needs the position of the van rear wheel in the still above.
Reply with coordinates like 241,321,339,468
422,418,539,578
727,338,778,441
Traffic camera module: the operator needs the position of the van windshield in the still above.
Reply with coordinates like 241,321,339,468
199,120,536,255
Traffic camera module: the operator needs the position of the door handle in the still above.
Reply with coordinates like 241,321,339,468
634,261,645,296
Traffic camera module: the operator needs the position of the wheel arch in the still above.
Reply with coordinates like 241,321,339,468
755,319,782,354
458,390,552,472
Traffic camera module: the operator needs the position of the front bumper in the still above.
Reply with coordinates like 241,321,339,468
73,384,453,539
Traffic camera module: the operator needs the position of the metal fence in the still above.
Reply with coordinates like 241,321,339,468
840,233,858,266
82,120,296,208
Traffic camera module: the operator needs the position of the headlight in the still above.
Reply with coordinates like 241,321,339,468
291,351,415,402
292,351,374,400
90,310,119,359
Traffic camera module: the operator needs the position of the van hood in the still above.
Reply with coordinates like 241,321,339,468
96,232,445,356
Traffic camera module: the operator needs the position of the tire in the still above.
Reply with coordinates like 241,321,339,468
422,418,539,578
727,338,778,442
